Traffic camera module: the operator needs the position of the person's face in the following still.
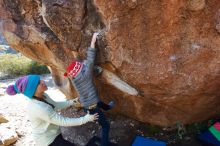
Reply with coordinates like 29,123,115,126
35,80,48,94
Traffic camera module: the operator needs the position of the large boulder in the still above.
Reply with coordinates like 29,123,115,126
1,0,220,126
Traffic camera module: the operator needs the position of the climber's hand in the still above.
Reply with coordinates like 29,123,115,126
90,32,99,48
72,97,82,108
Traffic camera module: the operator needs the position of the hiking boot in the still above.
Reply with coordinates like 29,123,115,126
108,101,114,109
94,66,103,76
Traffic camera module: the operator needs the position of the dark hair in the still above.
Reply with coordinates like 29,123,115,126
33,96,55,109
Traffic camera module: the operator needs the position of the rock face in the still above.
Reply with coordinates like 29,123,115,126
1,0,220,126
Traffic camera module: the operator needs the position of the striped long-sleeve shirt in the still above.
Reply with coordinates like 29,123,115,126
71,47,100,107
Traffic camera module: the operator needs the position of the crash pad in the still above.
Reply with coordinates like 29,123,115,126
198,130,220,146
132,136,166,146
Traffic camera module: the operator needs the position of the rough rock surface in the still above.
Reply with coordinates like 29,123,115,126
1,0,220,126
0,125,18,146
0,114,8,124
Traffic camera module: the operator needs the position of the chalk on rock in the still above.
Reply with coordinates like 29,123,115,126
188,0,206,11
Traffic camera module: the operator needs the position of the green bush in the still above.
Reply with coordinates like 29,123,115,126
0,54,50,77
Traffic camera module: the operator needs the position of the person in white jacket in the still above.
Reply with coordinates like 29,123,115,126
6,75,98,146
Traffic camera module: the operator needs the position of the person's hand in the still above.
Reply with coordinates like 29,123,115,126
90,32,99,48
72,97,82,108
84,111,99,122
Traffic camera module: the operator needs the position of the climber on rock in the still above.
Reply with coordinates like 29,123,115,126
64,32,114,146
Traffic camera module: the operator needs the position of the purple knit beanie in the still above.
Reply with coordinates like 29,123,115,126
6,75,40,98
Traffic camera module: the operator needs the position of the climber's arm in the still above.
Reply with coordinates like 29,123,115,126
85,33,99,72
90,32,99,49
